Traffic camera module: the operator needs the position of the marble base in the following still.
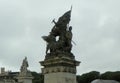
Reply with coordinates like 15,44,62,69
17,77,33,83
44,72,76,83
40,53,80,83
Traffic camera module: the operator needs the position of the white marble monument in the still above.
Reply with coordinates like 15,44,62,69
40,9,80,83
17,57,33,83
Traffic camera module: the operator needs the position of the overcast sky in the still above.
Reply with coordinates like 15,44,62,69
0,0,120,75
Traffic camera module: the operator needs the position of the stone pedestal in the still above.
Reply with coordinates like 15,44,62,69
17,77,33,83
17,70,33,83
17,71,33,83
40,53,80,83
44,72,76,83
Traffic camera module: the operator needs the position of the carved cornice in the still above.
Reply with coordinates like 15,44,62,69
40,56,80,67
41,66,76,74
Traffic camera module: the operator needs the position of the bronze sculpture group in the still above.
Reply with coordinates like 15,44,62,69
42,9,73,55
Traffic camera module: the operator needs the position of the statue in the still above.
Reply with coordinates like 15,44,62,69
64,26,73,52
42,33,56,54
42,9,73,55
20,57,28,72
19,57,30,76
51,10,71,36
17,57,33,81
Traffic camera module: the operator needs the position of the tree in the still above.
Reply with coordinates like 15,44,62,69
100,71,120,82
77,71,100,83
31,72,44,83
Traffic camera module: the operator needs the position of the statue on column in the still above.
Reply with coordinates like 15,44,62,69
20,57,28,73
19,57,32,77
17,57,33,83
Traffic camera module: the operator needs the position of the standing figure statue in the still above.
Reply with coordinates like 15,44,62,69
20,57,29,74
65,26,73,52
18,57,33,77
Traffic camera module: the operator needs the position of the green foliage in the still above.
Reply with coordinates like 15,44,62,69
31,72,44,83
100,71,120,82
77,71,120,83
77,71,100,83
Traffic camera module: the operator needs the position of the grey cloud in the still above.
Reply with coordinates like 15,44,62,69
0,0,120,74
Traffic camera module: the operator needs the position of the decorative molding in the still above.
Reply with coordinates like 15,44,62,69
42,66,76,74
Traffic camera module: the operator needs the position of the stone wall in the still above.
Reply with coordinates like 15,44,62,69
0,80,15,83
44,72,76,83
